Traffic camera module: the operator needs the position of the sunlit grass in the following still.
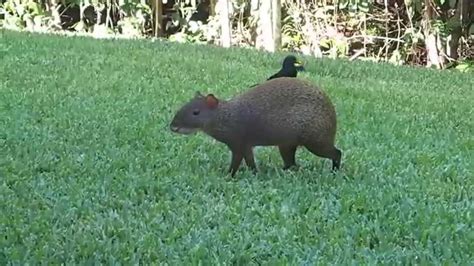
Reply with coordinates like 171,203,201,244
0,30,473,264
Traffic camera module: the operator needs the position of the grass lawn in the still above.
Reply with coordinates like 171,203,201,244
0,30,473,264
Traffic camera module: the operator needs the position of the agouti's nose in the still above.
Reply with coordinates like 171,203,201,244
170,125,179,132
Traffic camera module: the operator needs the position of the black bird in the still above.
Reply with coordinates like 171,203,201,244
267,55,305,80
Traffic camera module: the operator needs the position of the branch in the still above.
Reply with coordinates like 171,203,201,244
347,35,406,43
349,48,366,61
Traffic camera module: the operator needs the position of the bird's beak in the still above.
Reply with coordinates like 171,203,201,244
294,60,305,71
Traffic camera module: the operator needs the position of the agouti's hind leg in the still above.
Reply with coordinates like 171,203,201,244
244,147,257,174
278,145,298,170
304,142,342,171
332,148,342,171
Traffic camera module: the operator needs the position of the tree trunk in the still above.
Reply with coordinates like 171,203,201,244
272,0,281,51
105,0,111,29
446,25,462,61
445,0,471,60
210,0,217,16
422,0,445,68
256,0,281,52
151,0,163,37
256,0,272,51
249,0,259,45
217,0,231,47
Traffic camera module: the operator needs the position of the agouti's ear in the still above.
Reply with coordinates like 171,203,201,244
205,94,219,109
195,91,203,98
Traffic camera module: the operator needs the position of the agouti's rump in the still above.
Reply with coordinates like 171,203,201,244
170,77,342,177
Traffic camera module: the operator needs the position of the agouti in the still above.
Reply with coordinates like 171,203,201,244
170,77,342,177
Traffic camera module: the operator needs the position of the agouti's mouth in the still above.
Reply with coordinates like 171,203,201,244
170,125,197,135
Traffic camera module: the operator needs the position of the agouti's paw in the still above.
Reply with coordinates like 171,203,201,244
283,164,299,171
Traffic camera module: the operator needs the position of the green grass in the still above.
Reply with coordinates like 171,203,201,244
1,30,473,264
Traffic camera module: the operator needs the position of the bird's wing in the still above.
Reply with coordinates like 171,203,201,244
267,73,277,80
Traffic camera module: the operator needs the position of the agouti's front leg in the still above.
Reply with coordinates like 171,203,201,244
228,148,244,177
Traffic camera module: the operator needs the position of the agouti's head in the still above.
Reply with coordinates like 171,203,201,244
170,92,220,134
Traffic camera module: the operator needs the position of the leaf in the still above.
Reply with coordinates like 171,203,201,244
26,1,43,16
33,14,44,27
358,0,370,13
455,63,473,73
389,50,403,65
319,38,332,49
338,0,349,9
15,3,25,16
74,20,85,31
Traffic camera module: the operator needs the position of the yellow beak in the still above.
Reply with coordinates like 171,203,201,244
294,61,303,67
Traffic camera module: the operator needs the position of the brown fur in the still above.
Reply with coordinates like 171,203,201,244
170,77,342,177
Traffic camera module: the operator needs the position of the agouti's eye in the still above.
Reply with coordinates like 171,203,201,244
193,109,200,115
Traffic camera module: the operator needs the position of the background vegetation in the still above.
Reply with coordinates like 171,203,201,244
1,0,473,70
1,30,473,264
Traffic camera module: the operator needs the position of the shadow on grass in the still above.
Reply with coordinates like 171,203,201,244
208,157,354,186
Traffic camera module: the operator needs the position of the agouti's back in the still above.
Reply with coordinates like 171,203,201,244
213,78,337,147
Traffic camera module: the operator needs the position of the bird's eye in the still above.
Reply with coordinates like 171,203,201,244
193,109,200,115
